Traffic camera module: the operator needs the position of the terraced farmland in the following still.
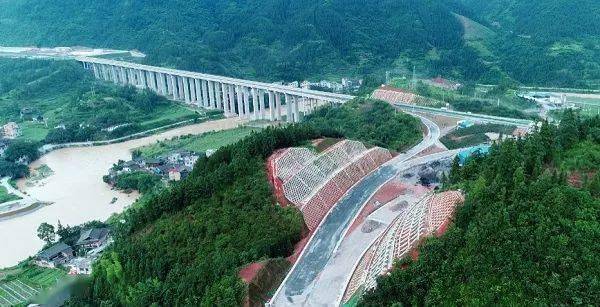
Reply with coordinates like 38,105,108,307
0,265,65,306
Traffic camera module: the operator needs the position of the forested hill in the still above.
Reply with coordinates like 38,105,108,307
458,0,600,41
1,0,598,87
361,113,600,305
0,0,481,81
456,0,600,87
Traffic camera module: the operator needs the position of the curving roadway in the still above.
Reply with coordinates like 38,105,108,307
269,114,444,306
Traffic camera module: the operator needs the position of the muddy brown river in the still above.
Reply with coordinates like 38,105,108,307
0,118,244,268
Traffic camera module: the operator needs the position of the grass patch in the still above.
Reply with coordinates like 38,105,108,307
19,122,49,142
454,13,495,41
441,124,516,149
0,186,20,203
135,127,261,158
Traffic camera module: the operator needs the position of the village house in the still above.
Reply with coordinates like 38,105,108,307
67,257,93,275
35,242,74,268
168,167,182,181
183,154,199,168
1,122,21,139
76,228,110,249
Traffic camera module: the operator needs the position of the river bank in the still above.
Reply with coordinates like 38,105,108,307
0,118,245,268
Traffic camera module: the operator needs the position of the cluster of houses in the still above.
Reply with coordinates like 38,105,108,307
108,149,204,183
34,227,110,275
1,122,20,140
277,78,363,93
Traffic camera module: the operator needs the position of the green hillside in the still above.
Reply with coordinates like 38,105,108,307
0,59,199,143
0,0,485,82
67,100,421,306
457,0,600,87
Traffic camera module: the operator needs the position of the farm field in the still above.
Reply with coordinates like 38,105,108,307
135,126,261,158
0,264,66,306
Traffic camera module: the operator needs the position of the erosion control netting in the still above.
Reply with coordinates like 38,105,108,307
342,190,464,302
273,140,393,230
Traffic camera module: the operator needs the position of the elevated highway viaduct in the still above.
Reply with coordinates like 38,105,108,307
77,57,534,128
77,57,353,123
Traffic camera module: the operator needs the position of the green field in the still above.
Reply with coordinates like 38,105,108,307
135,127,261,158
0,186,20,204
0,264,66,306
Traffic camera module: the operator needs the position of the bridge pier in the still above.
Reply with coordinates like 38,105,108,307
78,57,353,122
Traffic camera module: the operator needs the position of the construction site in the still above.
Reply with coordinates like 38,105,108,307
261,118,467,306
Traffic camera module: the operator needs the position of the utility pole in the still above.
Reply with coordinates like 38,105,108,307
411,65,416,90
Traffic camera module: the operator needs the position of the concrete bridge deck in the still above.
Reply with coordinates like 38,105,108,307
77,57,354,123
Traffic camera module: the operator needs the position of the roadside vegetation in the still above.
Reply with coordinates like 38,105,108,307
0,185,20,203
361,110,600,305
66,99,422,306
391,78,538,120
306,98,422,152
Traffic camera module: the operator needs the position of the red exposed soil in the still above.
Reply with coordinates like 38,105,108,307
568,171,596,188
435,218,452,237
265,149,292,207
345,180,407,238
239,262,265,284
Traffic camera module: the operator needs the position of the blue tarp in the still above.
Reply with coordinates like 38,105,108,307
458,145,490,165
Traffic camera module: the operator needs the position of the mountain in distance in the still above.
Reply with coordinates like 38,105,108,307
0,0,480,82
2,0,597,87
456,0,600,87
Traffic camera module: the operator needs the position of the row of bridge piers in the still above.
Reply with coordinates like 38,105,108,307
79,58,353,122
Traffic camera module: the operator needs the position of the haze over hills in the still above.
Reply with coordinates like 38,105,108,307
2,0,598,87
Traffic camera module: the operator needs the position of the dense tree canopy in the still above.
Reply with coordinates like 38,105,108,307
306,98,422,152
0,0,479,82
361,111,600,305
1,0,597,86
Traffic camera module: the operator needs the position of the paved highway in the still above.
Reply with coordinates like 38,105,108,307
394,102,534,127
269,115,443,306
